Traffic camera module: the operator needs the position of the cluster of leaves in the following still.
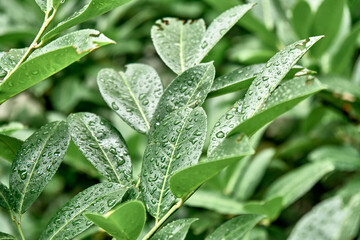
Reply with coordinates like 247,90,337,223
0,0,360,239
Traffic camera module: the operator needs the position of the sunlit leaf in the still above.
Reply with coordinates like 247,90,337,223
151,218,198,240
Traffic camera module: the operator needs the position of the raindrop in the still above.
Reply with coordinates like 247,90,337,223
111,102,119,110
216,131,225,138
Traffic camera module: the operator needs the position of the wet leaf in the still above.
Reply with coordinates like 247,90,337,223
35,0,51,12
151,18,205,74
97,64,163,134
67,112,132,185
150,63,214,131
42,0,131,41
265,161,335,208
40,183,128,240
0,232,15,240
170,135,253,199
140,107,207,220
0,134,23,162
195,3,255,63
0,183,12,210
10,121,70,214
151,218,197,240
0,48,27,74
205,214,264,240
0,29,114,104
84,201,146,240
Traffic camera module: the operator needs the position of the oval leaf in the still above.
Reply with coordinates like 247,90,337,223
0,134,23,162
84,200,146,240
67,112,132,185
151,18,205,74
97,64,163,134
140,107,207,220
40,183,128,240
205,214,264,240
0,183,12,210
151,218,198,240
0,29,114,104
42,0,131,41
10,121,70,214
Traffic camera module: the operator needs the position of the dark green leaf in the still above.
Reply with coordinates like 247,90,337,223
40,183,128,240
141,107,207,220
205,214,264,240
85,200,146,240
0,29,114,104
0,232,15,240
67,112,132,184
265,161,335,208
10,121,70,214
150,63,214,130
151,218,198,240
243,197,283,221
0,183,12,210
42,0,132,41
170,135,253,199
151,18,205,74
97,64,163,134
0,134,23,162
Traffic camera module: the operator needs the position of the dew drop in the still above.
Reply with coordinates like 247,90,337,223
216,131,225,138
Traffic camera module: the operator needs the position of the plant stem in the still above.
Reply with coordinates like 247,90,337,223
9,211,25,240
142,199,183,240
3,8,57,81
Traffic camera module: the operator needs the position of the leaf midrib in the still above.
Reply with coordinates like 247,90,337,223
119,71,150,131
17,122,60,214
179,23,184,72
185,64,212,106
0,187,11,210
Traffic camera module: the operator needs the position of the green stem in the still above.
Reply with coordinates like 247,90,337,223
9,212,25,240
3,8,57,81
142,199,183,240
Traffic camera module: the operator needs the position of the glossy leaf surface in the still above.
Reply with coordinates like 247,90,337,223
151,218,197,240
0,48,27,74
0,183,12,210
40,183,128,240
85,200,146,240
10,121,70,214
141,107,206,220
0,134,23,162
0,29,114,104
42,0,131,41
68,112,132,184
205,214,264,240
151,18,205,74
98,64,163,134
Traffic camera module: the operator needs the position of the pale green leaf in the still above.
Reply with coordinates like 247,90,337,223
67,112,132,185
140,107,207,220
0,48,27,74
151,18,205,74
0,29,114,104
319,75,360,100
0,134,23,162
40,183,128,240
150,63,214,131
42,0,131,41
243,197,283,221
195,3,255,63
265,161,335,208
0,183,12,210
170,135,253,199
35,0,51,12
84,200,146,240
336,194,360,240
10,121,70,214
291,0,313,39
0,232,15,240
151,218,198,240
97,64,163,134
205,214,264,240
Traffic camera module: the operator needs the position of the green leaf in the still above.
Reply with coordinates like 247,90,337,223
67,112,132,185
40,183,128,240
0,134,23,162
151,218,198,240
97,64,163,134
0,183,12,210
243,197,283,221
205,214,264,240
35,0,51,12
236,149,275,201
0,48,27,74
170,135,253,199
229,76,326,136
0,232,15,240
240,36,323,122
151,18,205,74
140,107,207,220
0,29,114,104
150,63,214,131
195,3,255,63
84,200,146,240
291,0,313,39
309,145,360,171
208,64,264,98
319,75,360,100
42,0,132,41
10,121,70,214
337,194,360,240
265,161,335,208
185,189,245,215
